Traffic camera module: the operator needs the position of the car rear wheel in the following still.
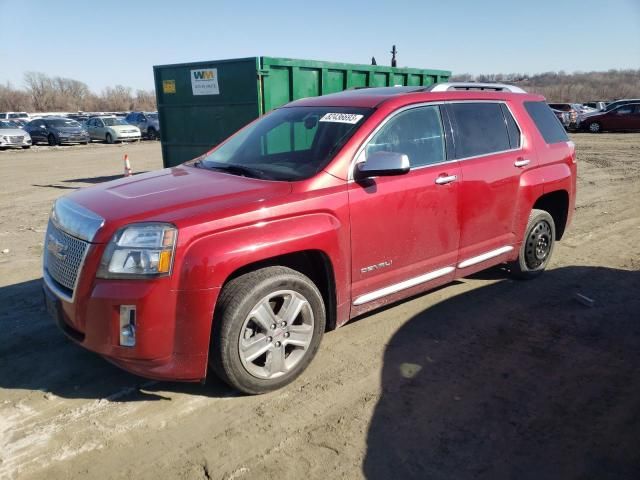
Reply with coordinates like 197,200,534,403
105,133,113,144
47,134,58,146
509,209,556,280
210,266,325,394
588,121,602,133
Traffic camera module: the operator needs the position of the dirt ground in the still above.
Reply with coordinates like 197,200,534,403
1,134,639,480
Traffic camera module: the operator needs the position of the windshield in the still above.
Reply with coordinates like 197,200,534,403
0,120,18,129
103,117,127,126
194,106,371,181
147,113,158,120
47,119,81,127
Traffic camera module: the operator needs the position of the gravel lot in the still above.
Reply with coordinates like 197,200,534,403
1,134,639,480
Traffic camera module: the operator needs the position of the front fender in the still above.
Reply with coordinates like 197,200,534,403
177,213,347,294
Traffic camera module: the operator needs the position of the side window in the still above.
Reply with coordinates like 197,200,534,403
449,103,511,158
524,101,569,144
87,119,94,127
615,106,633,115
365,105,446,168
500,104,521,149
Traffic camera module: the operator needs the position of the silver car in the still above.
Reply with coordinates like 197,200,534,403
86,116,142,143
0,120,32,149
125,112,160,139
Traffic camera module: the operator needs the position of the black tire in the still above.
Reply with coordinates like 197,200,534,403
210,266,326,394
510,209,556,280
47,134,58,146
588,121,602,133
105,133,113,144
81,141,88,145
147,127,157,140
22,146,31,149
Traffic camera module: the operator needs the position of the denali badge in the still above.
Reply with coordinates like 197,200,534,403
47,235,67,261
361,260,392,274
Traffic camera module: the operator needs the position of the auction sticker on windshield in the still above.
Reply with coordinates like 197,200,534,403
319,113,364,124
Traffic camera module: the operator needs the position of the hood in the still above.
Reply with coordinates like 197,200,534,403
0,128,29,136
66,165,292,242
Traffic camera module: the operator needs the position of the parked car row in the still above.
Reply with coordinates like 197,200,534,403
547,99,640,133
0,111,164,149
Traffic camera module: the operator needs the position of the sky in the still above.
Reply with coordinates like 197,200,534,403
1,0,639,93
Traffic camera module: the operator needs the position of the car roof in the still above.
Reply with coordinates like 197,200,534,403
287,86,543,109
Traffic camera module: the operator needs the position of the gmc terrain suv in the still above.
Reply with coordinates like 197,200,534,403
43,83,576,394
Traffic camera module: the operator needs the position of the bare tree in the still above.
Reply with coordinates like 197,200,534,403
451,69,640,102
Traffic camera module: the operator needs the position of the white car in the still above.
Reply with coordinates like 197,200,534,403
0,112,30,122
86,116,142,143
0,120,32,149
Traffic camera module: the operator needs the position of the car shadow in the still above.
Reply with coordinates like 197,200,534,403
0,278,237,401
363,266,640,479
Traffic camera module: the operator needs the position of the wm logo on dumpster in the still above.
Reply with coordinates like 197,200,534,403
192,70,215,80
190,68,220,96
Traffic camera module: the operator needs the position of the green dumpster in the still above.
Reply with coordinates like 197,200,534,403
153,57,451,167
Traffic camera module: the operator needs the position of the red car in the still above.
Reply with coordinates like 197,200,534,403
580,103,640,133
43,83,577,394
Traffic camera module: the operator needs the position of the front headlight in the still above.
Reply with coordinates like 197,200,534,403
97,223,177,279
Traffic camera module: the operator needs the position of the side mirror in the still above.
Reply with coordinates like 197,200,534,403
354,151,410,180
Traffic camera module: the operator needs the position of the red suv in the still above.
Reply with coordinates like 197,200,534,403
43,83,577,394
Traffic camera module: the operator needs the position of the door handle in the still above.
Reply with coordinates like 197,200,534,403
435,174,457,185
514,159,530,168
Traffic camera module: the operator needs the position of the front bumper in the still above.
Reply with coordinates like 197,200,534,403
58,135,90,144
115,133,142,141
43,272,219,382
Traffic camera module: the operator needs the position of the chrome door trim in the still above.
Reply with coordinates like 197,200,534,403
353,266,455,306
457,245,514,269
348,100,526,182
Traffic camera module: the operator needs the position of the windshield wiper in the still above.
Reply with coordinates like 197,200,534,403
195,161,275,180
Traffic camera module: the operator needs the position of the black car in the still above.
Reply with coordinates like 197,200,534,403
24,117,90,146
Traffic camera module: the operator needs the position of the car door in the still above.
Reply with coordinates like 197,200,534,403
447,101,533,275
606,105,634,131
94,119,107,139
30,120,47,142
632,104,640,131
86,119,96,139
348,104,460,313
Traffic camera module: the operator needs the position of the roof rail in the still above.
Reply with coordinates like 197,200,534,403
429,82,527,93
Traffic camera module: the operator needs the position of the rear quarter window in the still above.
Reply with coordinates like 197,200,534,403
524,101,569,144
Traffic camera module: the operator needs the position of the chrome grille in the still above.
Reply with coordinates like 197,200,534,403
45,221,89,292
8,136,24,143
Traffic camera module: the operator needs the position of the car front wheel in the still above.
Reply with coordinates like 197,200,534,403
210,266,326,394
47,134,58,146
509,209,556,280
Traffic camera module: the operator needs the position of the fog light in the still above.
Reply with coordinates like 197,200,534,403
119,305,136,347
